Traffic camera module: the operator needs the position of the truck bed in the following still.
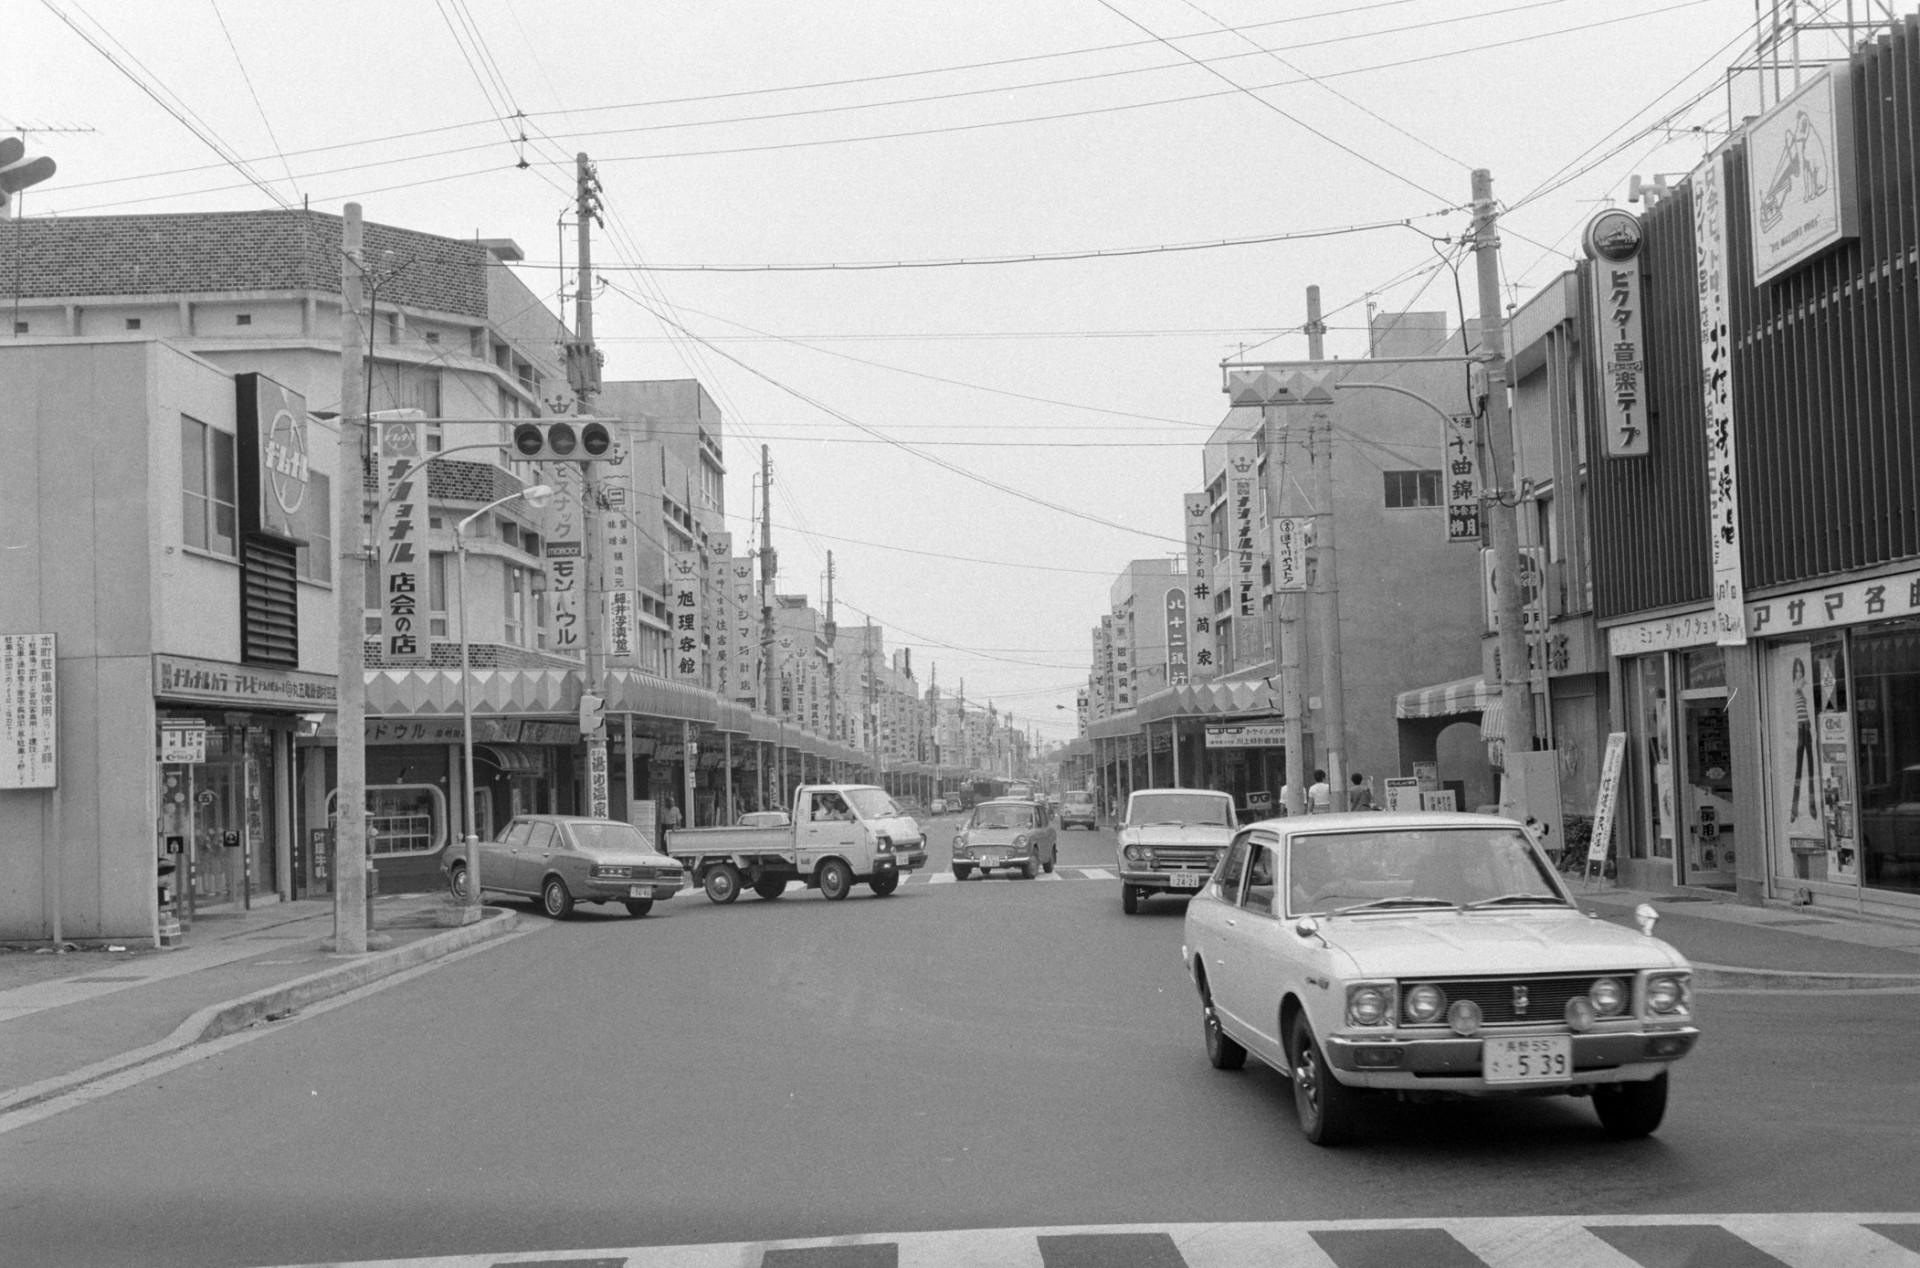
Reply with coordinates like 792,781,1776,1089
664,825,797,860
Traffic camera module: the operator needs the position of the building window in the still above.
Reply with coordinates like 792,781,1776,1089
295,470,332,583
429,552,448,638
14,321,27,334
181,416,238,556
125,317,142,330
504,564,525,645
1383,470,1441,508
235,313,252,326
424,330,440,344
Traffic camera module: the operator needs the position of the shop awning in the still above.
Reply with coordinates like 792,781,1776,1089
1085,710,1140,741
604,670,719,724
1394,674,1496,720
474,743,546,773
1137,679,1276,723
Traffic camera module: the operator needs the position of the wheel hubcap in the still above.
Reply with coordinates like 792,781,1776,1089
1295,1048,1321,1114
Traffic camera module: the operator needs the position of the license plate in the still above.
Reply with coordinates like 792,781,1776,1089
980,854,1004,866
628,885,653,899
1171,871,1205,889
1482,1035,1572,1083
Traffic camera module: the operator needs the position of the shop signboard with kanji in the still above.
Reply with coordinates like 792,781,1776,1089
1165,588,1190,685
377,421,430,664
1442,412,1485,540
1692,149,1747,645
1183,491,1216,679
1583,209,1649,459
2,633,57,789
544,464,587,658
1272,516,1309,592
668,551,704,683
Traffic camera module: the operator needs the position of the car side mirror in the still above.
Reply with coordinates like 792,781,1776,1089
1293,916,1320,939
1634,902,1659,936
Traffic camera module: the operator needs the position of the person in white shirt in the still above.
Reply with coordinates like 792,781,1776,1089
1307,769,1331,812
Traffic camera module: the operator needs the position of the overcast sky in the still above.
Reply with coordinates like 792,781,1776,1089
16,0,1831,741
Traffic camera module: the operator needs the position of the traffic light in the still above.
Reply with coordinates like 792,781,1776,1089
0,137,56,220
578,691,606,739
510,420,613,463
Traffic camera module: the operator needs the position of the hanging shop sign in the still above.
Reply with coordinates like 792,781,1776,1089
1229,443,1259,627
1442,412,1486,538
601,500,635,662
2,633,57,789
1165,588,1190,686
1482,546,1547,633
1112,606,1133,710
544,464,586,659
1747,64,1858,286
1583,210,1650,459
235,372,313,542
1693,149,1747,645
1272,516,1310,592
1183,491,1217,679
376,420,430,664
711,558,734,701
730,557,757,704
1205,723,1285,748
668,551,704,684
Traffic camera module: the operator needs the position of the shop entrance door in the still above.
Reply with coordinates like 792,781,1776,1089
1679,693,1737,889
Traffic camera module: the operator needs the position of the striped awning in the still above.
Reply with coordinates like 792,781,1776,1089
1394,674,1496,720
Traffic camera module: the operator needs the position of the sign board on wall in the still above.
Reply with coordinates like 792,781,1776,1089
668,552,704,683
1747,64,1857,285
1164,588,1190,685
544,464,586,659
1205,723,1285,748
376,421,430,664
1272,517,1309,592
1693,149,1748,645
158,719,208,764
1,633,57,789
153,653,337,710
1183,492,1217,679
1583,210,1650,458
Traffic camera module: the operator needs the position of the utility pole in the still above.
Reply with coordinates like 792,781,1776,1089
825,551,838,743
759,445,779,803
1267,288,1319,818
1471,170,1538,789
571,153,613,819
864,617,879,779
1308,285,1347,811
332,205,369,954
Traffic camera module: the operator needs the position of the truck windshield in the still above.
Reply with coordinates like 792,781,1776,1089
567,822,654,854
845,788,903,819
1128,793,1232,825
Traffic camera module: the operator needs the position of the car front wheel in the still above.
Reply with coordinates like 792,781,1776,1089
542,876,575,920
623,898,653,918
1122,885,1140,914
870,870,900,896
951,863,973,881
1202,986,1247,1071
1592,1072,1668,1138
1288,1012,1356,1146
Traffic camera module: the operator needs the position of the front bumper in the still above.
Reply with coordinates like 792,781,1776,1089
1118,867,1213,892
1323,1026,1701,1090
879,851,925,872
956,850,1036,869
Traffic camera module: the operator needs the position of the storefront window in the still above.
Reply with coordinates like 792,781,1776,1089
158,724,276,911
1851,624,1920,895
1624,655,1675,861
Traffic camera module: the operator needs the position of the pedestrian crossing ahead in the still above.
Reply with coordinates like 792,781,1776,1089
924,866,1116,884
273,1214,1920,1268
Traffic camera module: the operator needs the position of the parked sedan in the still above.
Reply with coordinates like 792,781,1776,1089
444,815,686,918
951,798,1058,879
1182,812,1699,1145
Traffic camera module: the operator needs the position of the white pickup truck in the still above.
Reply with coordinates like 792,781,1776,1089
665,784,929,904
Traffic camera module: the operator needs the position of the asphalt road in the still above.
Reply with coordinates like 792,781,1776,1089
5,820,1919,1268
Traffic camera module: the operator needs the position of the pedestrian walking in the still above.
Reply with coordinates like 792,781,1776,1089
1308,769,1331,813
1348,772,1375,811
661,799,683,831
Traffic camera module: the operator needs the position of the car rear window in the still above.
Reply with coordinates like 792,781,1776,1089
1064,792,1094,805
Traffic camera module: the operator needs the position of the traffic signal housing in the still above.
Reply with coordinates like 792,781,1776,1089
511,420,613,463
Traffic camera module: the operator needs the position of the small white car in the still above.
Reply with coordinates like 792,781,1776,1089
1182,812,1699,1145
930,798,948,816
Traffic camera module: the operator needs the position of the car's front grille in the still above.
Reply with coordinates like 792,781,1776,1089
1399,973,1610,1027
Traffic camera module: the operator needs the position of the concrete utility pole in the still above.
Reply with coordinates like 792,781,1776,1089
571,153,613,818
1305,287,1348,809
825,551,838,742
332,205,369,953
1471,170,1538,774
759,445,779,802
865,617,879,779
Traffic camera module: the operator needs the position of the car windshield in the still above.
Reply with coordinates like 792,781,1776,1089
1285,826,1566,915
971,804,1036,830
845,788,903,819
1128,793,1232,825
565,822,654,854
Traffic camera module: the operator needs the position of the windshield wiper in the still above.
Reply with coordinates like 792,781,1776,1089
1462,892,1569,909
1331,897,1458,915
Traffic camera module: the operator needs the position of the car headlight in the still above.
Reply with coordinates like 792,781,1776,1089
1013,835,1029,850
874,834,892,851
1588,977,1628,1016
1645,973,1690,1015
1403,983,1447,1024
1346,983,1396,1027
1123,844,1149,863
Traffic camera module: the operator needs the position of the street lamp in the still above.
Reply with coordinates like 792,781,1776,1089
452,483,554,907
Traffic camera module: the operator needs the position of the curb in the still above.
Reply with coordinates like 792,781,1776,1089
0,906,518,1115
1691,961,1920,991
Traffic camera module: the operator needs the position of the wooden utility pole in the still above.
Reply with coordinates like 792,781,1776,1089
1471,170,1538,779
332,204,369,953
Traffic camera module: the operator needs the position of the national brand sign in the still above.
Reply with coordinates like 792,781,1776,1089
377,420,430,664
235,372,313,542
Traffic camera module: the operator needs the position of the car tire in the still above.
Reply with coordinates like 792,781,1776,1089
541,876,575,920
818,858,853,901
951,864,973,881
447,861,470,902
1288,1012,1356,1146
1043,850,1056,874
623,898,654,918
871,870,900,896
753,876,788,900
1202,987,1247,1071
704,863,742,905
1122,885,1140,915
1022,856,1038,880
1592,1072,1669,1139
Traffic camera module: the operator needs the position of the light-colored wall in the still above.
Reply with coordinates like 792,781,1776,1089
76,304,185,338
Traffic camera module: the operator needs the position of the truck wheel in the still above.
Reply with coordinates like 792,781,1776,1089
818,858,853,901
542,876,575,920
623,898,654,918
704,863,741,905
951,864,973,881
753,876,788,900
870,871,900,897
1122,885,1140,915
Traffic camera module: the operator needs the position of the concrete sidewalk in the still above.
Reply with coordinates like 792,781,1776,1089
0,893,520,1117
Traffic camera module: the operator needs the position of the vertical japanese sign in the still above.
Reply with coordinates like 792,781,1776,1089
1,633,57,789
1272,516,1309,592
668,551,703,683
1097,617,1113,718
1165,589,1190,685
1442,413,1485,541
1584,209,1649,458
1228,441,1263,666
1183,492,1216,679
377,421,429,664
1693,150,1747,645
1111,608,1132,710
1586,731,1628,873
545,464,586,658
601,489,635,662
1076,687,1088,732
710,562,732,700
730,557,757,703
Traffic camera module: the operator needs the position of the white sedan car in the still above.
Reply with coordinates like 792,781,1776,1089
1182,812,1699,1146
